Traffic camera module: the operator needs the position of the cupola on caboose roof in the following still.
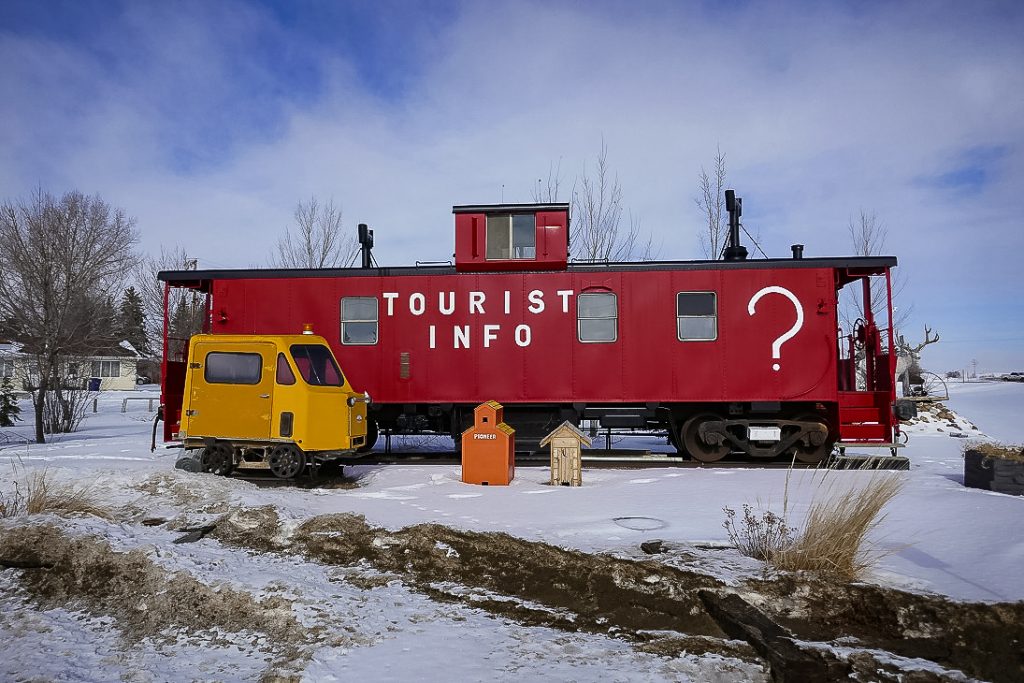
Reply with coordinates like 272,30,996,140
452,203,569,272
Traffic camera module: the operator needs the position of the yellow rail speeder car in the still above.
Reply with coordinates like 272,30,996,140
179,331,370,478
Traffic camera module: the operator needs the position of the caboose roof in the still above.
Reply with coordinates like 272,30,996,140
158,255,897,285
452,203,570,214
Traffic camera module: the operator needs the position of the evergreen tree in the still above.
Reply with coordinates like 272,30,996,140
94,295,120,350
0,376,21,427
118,286,149,355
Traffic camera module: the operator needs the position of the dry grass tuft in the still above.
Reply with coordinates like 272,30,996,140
967,442,1024,462
724,457,904,581
772,473,903,580
0,467,111,519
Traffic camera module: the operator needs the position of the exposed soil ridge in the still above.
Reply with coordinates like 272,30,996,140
210,506,1024,682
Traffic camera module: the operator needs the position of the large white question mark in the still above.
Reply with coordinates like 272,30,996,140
747,286,804,372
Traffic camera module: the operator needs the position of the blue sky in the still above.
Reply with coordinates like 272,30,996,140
1,0,1022,371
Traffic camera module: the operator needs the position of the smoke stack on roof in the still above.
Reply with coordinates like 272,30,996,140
358,223,374,269
722,189,748,261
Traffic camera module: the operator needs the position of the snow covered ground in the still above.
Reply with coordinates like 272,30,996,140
1,381,1022,681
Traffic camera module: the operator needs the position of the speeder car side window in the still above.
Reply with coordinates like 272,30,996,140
276,353,296,385
204,352,262,384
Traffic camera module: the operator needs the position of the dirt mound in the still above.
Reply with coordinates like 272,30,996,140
0,524,308,675
747,573,1024,683
295,517,725,636
210,505,290,552
907,401,980,433
210,509,740,659
131,472,234,513
205,507,1023,680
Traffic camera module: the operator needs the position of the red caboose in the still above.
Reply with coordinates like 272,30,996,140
159,195,907,463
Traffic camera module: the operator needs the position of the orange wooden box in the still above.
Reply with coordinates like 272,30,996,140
461,401,515,486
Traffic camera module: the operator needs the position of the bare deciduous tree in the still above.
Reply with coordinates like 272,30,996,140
532,159,563,204
570,141,655,262
840,210,912,334
135,245,204,361
0,189,138,443
695,146,728,259
271,197,356,269
839,210,932,392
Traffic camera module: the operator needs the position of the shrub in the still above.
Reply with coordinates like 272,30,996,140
968,442,1024,462
42,385,95,434
722,504,795,563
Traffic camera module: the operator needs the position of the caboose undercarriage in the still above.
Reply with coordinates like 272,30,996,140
370,399,837,463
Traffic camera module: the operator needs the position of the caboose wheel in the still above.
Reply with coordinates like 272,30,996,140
268,444,306,479
791,414,834,464
681,413,730,463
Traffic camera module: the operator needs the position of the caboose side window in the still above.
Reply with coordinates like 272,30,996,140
578,293,617,342
486,214,536,260
341,297,378,345
204,352,262,384
677,292,717,341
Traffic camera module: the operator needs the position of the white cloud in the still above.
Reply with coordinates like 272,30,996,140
1,0,1022,368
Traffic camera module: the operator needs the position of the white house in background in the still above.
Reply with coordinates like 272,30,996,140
0,340,140,391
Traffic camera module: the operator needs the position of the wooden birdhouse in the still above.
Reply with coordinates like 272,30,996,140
461,401,515,485
540,421,591,486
